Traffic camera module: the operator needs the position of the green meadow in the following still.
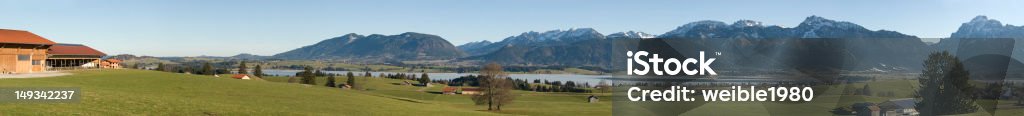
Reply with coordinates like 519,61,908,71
625,79,1024,116
258,74,613,116
8,69,1019,115
0,69,611,115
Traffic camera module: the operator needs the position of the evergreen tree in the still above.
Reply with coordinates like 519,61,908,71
916,51,978,115
253,65,263,77
238,60,248,74
420,73,430,85
346,72,356,89
325,74,337,87
300,66,316,85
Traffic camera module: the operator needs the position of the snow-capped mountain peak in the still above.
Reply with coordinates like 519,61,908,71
656,15,911,39
660,20,728,37
971,16,994,23
795,15,876,38
797,15,864,30
502,28,605,44
340,33,363,39
456,40,494,51
607,31,656,39
732,20,764,27
965,15,1005,28
331,33,364,44
951,15,1024,38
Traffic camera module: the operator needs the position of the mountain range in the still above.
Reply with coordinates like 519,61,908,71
273,32,465,62
271,15,1024,71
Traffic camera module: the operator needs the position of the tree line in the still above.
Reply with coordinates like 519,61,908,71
142,60,265,77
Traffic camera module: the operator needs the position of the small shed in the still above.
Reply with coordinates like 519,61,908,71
588,95,600,103
231,74,251,80
879,98,918,116
340,84,352,89
460,88,481,95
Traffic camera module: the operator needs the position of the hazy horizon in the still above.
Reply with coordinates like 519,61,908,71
2,0,1022,57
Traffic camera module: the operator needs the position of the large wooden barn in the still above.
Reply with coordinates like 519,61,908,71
0,29,110,74
0,29,55,74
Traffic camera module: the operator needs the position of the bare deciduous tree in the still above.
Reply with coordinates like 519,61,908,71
472,63,515,111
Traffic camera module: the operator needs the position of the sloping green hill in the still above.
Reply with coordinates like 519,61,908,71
0,70,495,115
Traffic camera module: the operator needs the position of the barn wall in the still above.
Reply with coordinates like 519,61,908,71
0,44,49,73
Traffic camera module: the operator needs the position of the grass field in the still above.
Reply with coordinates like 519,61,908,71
14,69,1019,115
605,79,1024,116
0,69,611,115
259,75,614,116
0,70,495,115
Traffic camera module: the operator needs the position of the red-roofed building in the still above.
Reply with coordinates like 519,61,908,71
442,87,457,94
232,74,252,80
0,29,57,45
49,44,106,56
46,43,107,71
101,59,122,69
0,29,55,74
1,29,112,74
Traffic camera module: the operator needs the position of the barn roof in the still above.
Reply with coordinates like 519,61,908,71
232,74,249,79
443,87,457,92
104,59,122,63
49,43,107,56
0,29,57,45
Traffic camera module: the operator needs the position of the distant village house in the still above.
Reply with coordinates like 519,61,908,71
879,98,918,116
460,88,481,95
101,59,121,69
442,87,457,94
232,74,252,80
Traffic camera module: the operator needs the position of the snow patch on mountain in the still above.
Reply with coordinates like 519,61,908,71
951,15,1024,38
500,28,605,45
607,31,656,39
732,20,763,27
660,20,728,38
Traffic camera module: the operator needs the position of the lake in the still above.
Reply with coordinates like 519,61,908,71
263,69,615,85
262,69,833,86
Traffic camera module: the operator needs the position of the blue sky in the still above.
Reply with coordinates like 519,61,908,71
1,0,1022,56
